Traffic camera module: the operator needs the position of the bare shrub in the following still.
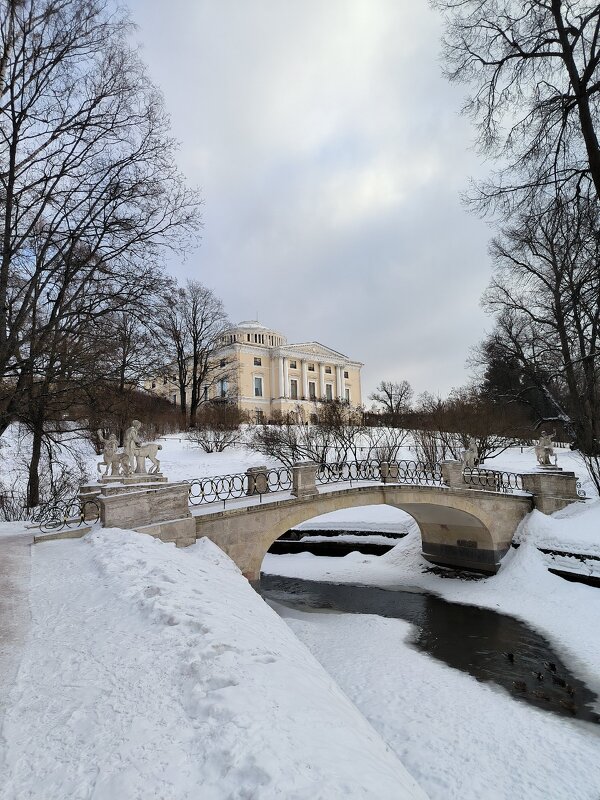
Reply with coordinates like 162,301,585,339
187,404,249,453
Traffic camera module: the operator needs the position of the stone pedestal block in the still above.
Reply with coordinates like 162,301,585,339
291,461,319,499
380,462,400,484
440,460,465,489
246,466,270,496
99,474,167,485
520,471,580,514
98,482,191,530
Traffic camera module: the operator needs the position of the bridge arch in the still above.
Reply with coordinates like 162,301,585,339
257,486,500,575
194,484,532,581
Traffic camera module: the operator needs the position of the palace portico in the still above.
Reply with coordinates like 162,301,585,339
145,320,363,422
218,321,363,421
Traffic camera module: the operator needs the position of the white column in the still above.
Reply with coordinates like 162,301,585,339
319,364,326,398
278,357,284,399
301,360,308,400
283,357,289,399
336,365,343,400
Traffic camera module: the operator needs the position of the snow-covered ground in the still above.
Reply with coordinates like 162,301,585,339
3,431,600,798
262,504,600,800
275,606,600,800
0,529,426,800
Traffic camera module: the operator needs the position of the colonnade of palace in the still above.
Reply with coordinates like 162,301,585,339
276,356,346,401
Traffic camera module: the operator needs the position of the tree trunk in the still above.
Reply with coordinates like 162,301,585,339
27,418,44,509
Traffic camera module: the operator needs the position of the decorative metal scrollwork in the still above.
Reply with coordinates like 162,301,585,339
38,497,100,534
185,467,292,506
462,468,524,493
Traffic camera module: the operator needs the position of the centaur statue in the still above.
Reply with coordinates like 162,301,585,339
535,430,556,467
98,421,162,477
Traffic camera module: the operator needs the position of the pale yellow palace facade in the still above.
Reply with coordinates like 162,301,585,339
146,321,363,422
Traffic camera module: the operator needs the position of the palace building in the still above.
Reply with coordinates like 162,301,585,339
146,320,363,422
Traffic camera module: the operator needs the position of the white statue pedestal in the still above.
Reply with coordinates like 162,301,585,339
98,474,168,485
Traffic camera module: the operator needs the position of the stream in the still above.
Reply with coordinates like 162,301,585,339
261,573,600,724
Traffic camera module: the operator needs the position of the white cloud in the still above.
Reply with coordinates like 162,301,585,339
128,0,494,396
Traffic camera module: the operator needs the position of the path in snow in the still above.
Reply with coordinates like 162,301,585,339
0,532,426,800
0,532,32,731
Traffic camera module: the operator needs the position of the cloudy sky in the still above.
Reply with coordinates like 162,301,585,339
127,0,494,400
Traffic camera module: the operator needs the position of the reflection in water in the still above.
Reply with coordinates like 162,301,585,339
261,574,600,724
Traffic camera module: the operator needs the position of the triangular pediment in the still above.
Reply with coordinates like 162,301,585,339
285,341,349,359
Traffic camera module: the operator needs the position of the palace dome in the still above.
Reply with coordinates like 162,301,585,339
220,321,287,347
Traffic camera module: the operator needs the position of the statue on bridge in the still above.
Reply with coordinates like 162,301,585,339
97,421,162,478
461,437,479,470
535,430,556,467
97,431,132,477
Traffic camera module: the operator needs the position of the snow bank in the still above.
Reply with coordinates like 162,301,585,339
277,608,600,800
1,531,427,800
514,501,600,556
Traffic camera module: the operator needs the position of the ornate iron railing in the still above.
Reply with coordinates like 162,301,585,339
185,467,292,506
462,467,524,493
316,459,443,487
316,460,382,484
186,459,444,507
38,497,100,534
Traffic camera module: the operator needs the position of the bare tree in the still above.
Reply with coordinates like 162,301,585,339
0,0,201,440
157,280,232,426
369,380,413,415
481,194,600,488
434,0,600,211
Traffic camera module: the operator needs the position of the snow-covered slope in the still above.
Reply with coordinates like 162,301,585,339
0,530,427,800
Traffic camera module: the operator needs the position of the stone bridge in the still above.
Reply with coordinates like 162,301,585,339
192,481,533,580
79,459,582,581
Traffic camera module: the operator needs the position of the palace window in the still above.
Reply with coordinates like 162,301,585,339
308,364,315,371
344,370,349,378
254,356,262,366
219,379,228,398
345,388,350,403
290,360,297,369
254,376,263,397
325,366,332,374
325,384,333,401
203,386,208,401
256,409,264,424
308,381,316,400
290,379,298,400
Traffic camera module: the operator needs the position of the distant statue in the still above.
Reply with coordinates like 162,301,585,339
535,430,556,467
462,437,479,470
123,419,162,475
97,431,132,477
123,419,143,472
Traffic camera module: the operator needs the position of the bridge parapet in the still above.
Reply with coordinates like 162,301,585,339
442,459,583,513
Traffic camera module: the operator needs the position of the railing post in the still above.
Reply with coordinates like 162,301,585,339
380,461,399,484
291,461,319,499
246,466,270,496
440,460,465,489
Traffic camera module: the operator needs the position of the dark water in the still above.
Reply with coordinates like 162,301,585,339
261,574,600,724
